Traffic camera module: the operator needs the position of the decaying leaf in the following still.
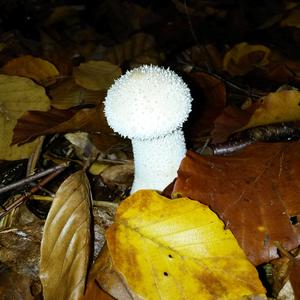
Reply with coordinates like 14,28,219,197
74,60,121,91
1,55,59,86
223,42,271,76
98,190,266,300
0,74,50,160
174,144,300,265
40,171,92,300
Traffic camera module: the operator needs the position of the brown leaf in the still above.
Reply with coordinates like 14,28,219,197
173,143,300,265
211,105,255,143
188,72,226,145
40,171,92,300
13,104,120,151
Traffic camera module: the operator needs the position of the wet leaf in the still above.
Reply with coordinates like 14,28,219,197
174,144,300,265
40,170,92,300
100,190,266,300
74,60,121,91
49,78,105,109
223,42,271,76
1,55,59,86
0,74,50,160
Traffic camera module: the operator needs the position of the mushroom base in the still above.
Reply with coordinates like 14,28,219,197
131,129,186,193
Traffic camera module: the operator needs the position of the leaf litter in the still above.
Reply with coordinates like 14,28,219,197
1,1,300,299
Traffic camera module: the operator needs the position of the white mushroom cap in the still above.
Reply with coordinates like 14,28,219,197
104,65,192,140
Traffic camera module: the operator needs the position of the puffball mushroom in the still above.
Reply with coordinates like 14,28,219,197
104,65,192,193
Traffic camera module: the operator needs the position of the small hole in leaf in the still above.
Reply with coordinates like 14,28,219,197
168,254,173,258
290,216,298,225
298,101,300,106
163,272,168,276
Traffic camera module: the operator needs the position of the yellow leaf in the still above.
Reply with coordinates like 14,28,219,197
104,190,266,300
0,75,50,160
74,60,122,91
241,90,300,130
223,42,270,76
2,55,59,86
40,171,92,300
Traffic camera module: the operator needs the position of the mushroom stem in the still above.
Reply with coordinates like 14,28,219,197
131,129,186,193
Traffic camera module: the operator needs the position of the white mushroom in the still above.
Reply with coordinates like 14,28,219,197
104,65,192,193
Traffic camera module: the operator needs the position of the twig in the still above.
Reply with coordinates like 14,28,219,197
0,165,67,219
0,163,69,195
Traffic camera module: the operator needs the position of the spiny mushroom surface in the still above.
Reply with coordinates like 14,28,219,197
104,65,192,193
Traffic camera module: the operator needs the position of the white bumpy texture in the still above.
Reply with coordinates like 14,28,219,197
104,65,193,193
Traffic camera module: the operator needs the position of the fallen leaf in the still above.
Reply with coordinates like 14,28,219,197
40,170,92,300
12,104,120,150
240,90,300,131
290,257,300,299
0,74,50,160
280,9,300,29
188,72,226,145
103,33,162,68
1,55,59,86
174,144,300,265
211,105,255,143
49,78,105,109
223,42,271,76
100,190,266,299
74,60,122,91
84,245,132,300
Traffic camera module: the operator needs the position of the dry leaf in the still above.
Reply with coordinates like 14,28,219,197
174,144,300,265
1,55,59,86
49,78,105,109
99,190,266,300
240,90,300,131
223,42,271,76
74,60,122,91
0,74,50,160
40,171,92,300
